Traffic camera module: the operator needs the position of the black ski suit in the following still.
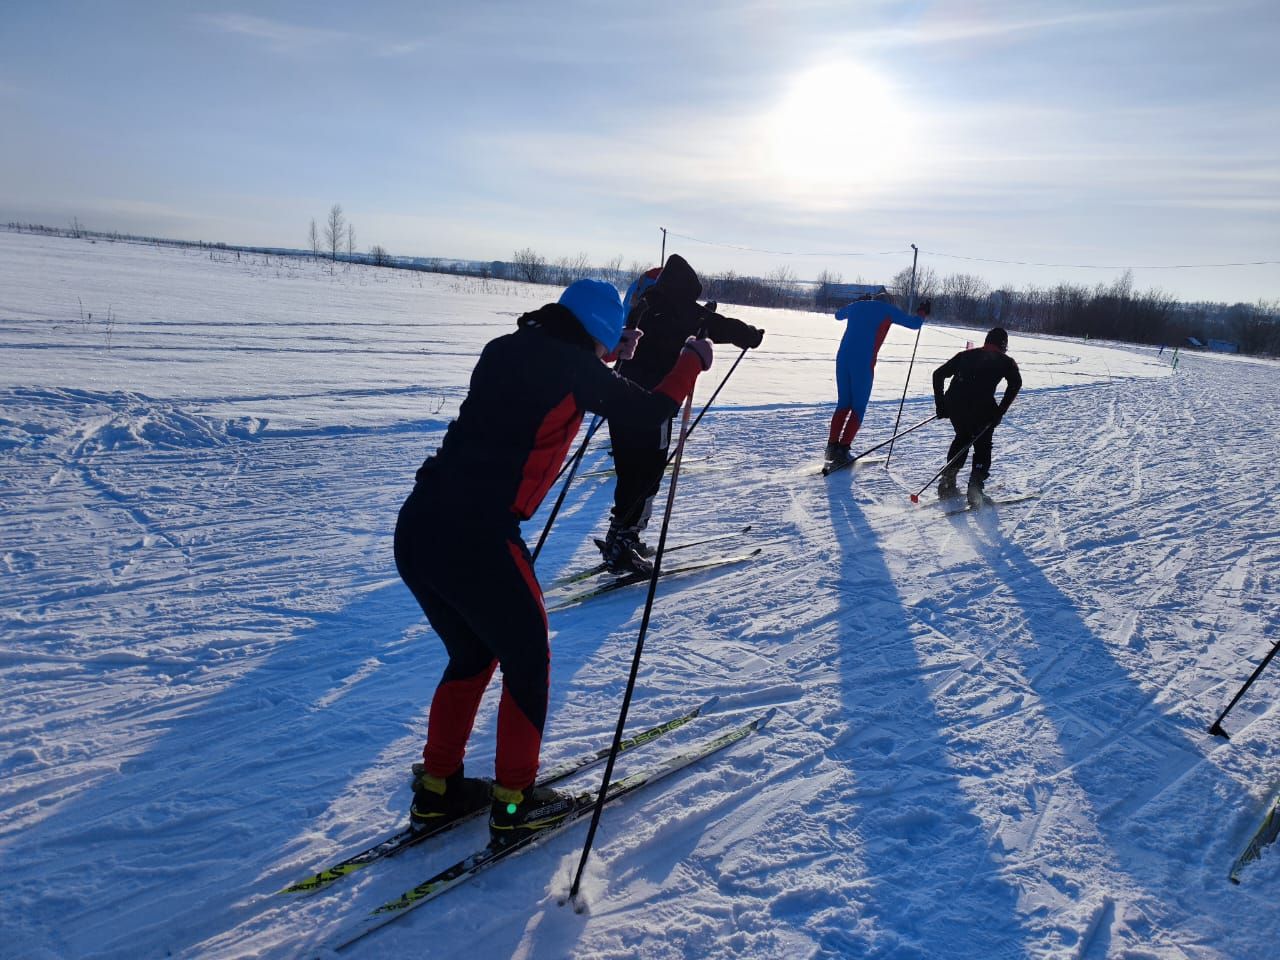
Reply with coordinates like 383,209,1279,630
932,344,1022,486
608,254,763,532
395,304,703,791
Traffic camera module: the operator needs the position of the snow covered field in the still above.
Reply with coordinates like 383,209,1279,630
2,231,1278,959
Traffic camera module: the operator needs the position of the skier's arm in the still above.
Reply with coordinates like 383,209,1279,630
996,359,1022,420
932,356,957,416
701,306,764,350
573,347,705,425
885,303,926,330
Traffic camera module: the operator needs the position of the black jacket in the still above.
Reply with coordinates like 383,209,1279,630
622,254,762,390
414,304,700,521
933,345,1022,424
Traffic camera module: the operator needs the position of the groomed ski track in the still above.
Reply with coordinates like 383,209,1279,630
1,234,1278,959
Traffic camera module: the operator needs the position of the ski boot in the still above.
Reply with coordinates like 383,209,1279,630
824,442,853,467
966,479,987,510
938,469,960,498
489,782,576,849
409,765,492,831
599,526,654,575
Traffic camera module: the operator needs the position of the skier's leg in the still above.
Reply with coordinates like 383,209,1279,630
830,353,853,445
395,505,498,779
469,538,550,791
970,428,994,486
828,408,851,445
946,423,972,473
407,523,551,791
839,373,873,447
609,420,664,531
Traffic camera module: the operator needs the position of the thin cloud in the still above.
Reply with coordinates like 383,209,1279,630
200,13,430,59
200,13,350,53
843,3,1182,51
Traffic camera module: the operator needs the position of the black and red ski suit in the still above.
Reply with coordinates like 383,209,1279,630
932,344,1022,485
394,304,702,791
609,254,763,532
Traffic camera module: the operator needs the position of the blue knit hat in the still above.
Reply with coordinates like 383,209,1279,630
558,279,624,350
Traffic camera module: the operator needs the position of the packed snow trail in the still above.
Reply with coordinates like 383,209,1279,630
1,233,1277,959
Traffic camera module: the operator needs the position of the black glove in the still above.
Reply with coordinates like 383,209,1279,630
934,398,948,420
738,325,764,350
992,408,1006,428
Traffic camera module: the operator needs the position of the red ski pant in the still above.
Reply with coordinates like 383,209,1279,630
394,494,549,791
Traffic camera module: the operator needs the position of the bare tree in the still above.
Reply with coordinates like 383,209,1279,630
370,244,390,267
512,247,548,284
766,265,799,308
555,252,592,284
941,273,991,326
602,254,625,285
324,204,345,260
890,265,938,305
346,223,356,257
814,268,843,310
308,219,319,257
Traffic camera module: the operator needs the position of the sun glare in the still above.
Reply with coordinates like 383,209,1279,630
767,62,915,198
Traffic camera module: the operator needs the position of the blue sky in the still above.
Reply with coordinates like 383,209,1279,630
3,0,1277,302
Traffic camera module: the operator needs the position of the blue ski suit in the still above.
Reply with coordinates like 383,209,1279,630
829,299,925,446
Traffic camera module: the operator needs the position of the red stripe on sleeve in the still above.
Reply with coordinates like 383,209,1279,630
512,394,583,519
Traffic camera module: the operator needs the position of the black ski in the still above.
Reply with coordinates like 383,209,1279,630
1230,790,1280,883
821,454,887,477
277,696,719,896
324,710,772,952
935,490,1040,515
578,456,708,480
550,525,753,588
547,549,763,612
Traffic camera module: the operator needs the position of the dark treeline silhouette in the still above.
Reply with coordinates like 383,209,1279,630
7,222,1276,356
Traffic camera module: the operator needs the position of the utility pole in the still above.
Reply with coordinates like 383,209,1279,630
660,227,667,265
887,243,921,466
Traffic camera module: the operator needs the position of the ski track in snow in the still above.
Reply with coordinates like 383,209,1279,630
1,231,1278,960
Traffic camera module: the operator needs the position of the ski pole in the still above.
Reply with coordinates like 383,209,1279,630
886,327,924,469
569,347,701,904
611,345,750,527
662,345,748,469
1209,639,1280,739
532,333,641,561
908,421,994,502
531,416,602,564
887,245,921,468
823,414,937,477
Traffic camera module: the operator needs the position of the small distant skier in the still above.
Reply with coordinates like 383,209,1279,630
826,292,931,466
932,327,1022,506
599,254,764,574
395,278,713,847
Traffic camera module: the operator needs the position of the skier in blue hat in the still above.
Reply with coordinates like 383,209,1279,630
395,278,713,848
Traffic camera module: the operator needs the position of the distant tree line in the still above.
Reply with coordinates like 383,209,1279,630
883,265,1280,355
7,220,1276,355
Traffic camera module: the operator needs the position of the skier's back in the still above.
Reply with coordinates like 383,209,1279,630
932,327,1021,501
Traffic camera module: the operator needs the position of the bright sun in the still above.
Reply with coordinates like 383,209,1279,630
767,62,915,198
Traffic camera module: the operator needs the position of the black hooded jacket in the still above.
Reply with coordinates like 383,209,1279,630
621,254,762,390
933,345,1022,424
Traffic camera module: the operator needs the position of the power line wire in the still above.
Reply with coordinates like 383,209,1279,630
665,229,907,259
664,227,1279,272
919,249,1280,270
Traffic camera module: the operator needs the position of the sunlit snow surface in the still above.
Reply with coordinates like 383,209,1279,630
1,231,1277,960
